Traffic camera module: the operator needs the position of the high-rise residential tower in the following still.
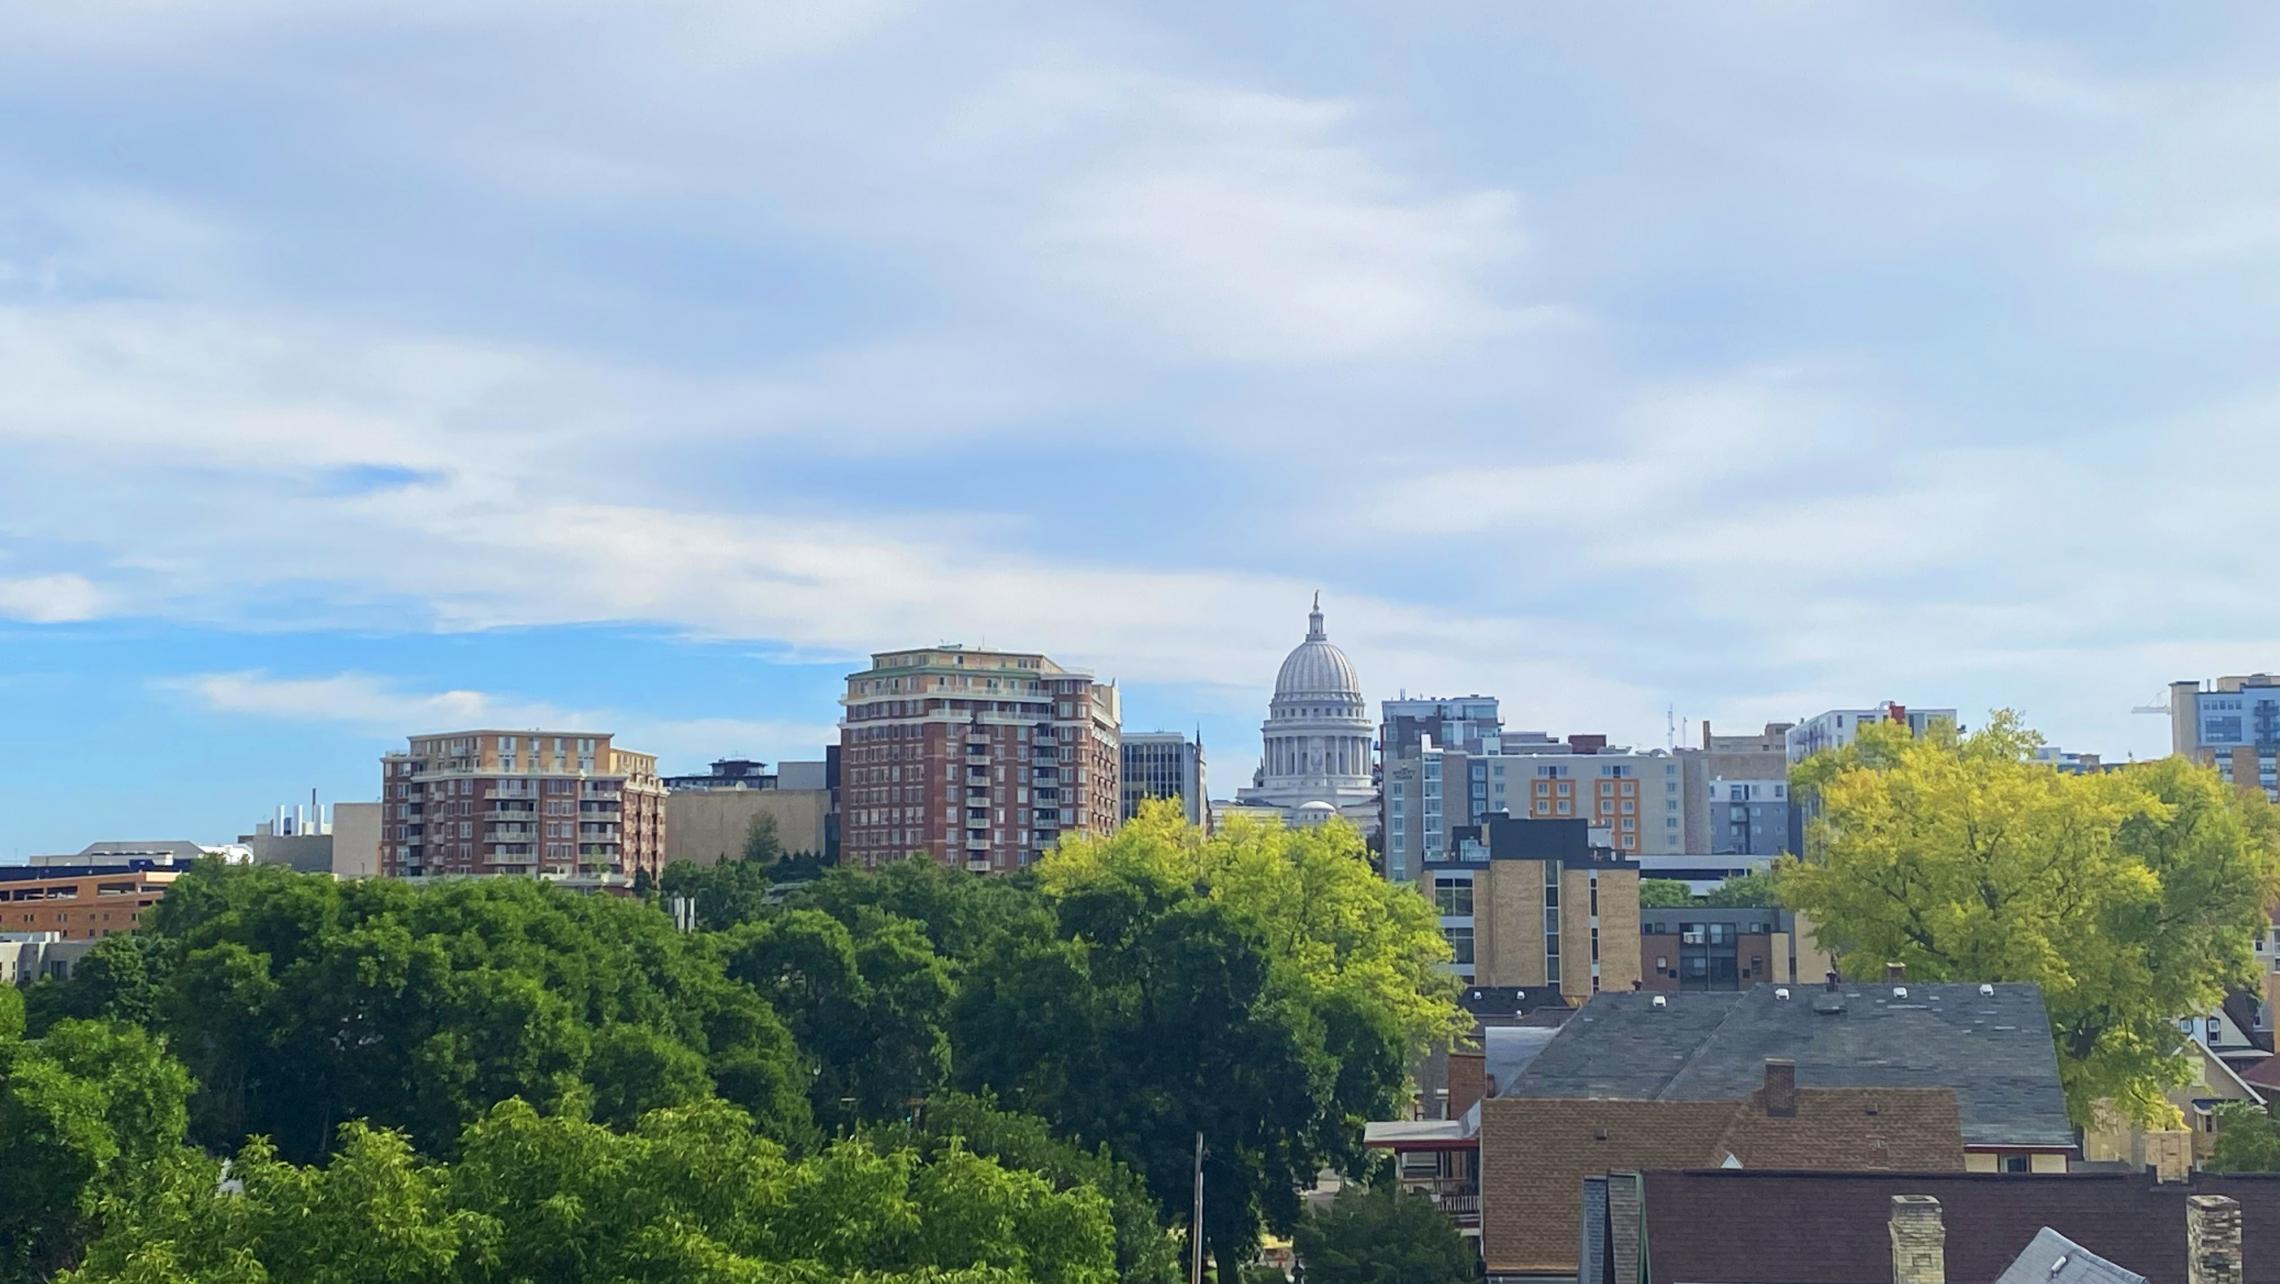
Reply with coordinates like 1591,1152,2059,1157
840,645,1120,872
379,730,665,882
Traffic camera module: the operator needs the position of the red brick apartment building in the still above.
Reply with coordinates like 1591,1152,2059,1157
381,730,665,881
840,645,1121,873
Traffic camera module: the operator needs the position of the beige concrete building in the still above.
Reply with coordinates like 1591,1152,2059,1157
381,730,666,882
840,645,1120,872
665,788,832,866
331,802,382,878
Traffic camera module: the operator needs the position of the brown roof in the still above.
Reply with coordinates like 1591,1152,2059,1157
1636,1169,2280,1284
2242,1052,2280,1090
1481,1086,1964,1274
1717,1085,1965,1172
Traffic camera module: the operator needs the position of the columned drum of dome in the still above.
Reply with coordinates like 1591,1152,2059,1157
1235,595,1380,834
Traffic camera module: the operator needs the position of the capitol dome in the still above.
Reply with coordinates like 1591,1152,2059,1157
1236,594,1379,835
1275,603,1362,699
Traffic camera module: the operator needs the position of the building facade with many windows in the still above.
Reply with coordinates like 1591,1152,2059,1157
1422,815,1641,1003
1385,731,1687,882
380,730,665,882
2171,674,2280,799
1119,731,1207,827
840,646,1120,873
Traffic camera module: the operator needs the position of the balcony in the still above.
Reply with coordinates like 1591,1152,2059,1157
1414,1180,1480,1228
487,825,536,840
965,835,990,851
484,808,537,821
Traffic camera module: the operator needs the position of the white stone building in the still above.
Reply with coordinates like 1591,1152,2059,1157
1236,597,1379,833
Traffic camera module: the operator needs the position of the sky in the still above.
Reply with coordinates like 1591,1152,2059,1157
4,2,2278,855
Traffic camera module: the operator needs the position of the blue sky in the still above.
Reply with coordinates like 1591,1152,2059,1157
4,2,2277,854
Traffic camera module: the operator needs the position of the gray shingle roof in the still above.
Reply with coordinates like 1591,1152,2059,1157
1509,983,2076,1149
1994,1228,2148,1284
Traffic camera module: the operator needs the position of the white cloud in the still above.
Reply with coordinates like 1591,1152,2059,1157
157,671,840,771
0,573,103,623
984,71,1543,363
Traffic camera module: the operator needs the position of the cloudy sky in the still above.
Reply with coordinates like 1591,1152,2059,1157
3,2,2275,854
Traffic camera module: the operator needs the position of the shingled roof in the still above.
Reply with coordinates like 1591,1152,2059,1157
1508,982,2075,1149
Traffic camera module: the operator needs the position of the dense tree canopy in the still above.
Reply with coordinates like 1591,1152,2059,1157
958,804,1462,1273
1783,712,2280,1123
12,807,1455,1284
64,1099,1119,1284
54,862,811,1160
0,989,194,1284
1291,1185,1477,1284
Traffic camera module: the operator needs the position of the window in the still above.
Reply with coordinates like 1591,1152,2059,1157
1433,877,1473,917
2002,1155,2031,1174
1446,926,1475,966
2206,1017,2223,1041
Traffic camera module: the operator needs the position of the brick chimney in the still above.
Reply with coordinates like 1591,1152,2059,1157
1886,961,1907,982
1889,1196,1945,1284
1764,1058,1798,1118
2188,1194,2243,1284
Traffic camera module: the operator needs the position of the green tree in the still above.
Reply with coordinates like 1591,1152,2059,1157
45,861,812,1161
801,858,1054,965
871,1092,1181,1284
22,933,175,1036
2208,1102,2280,1172
1291,1185,1476,1284
718,909,954,1131
0,989,196,1284
744,811,787,864
1638,878,1693,908
1700,870,1783,908
68,1098,1120,1284
1782,712,2280,1124
950,805,1458,1276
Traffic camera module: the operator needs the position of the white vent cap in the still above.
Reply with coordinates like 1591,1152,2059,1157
1892,986,1909,998
1651,995,1668,1008
1979,983,1995,996
1774,987,1791,1000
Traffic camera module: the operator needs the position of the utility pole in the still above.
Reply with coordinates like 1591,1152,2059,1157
1190,1132,1206,1284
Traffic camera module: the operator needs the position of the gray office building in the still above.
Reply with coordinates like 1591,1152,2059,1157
1120,732,1207,827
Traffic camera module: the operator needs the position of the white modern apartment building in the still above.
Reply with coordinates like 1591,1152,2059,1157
1785,703,1959,763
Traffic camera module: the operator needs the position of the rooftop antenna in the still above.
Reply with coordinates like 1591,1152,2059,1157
1666,704,1676,752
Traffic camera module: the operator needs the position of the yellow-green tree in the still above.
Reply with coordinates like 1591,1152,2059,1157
1041,802,1466,1057
1782,712,2280,1124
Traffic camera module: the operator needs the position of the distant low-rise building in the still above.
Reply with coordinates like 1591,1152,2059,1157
0,862,182,941
1639,907,1828,993
663,757,835,865
0,931,95,984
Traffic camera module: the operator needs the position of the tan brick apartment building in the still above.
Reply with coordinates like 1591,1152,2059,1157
380,730,665,881
840,645,1120,872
